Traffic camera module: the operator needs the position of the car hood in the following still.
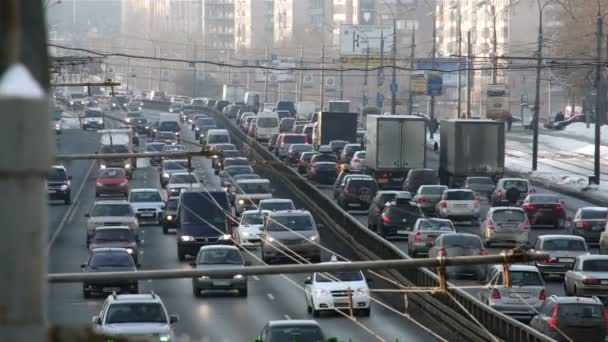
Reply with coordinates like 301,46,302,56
235,193,272,201
196,264,243,271
268,230,317,241
88,216,137,223
467,184,495,192
131,202,163,210
314,280,367,291
86,265,135,273
99,323,172,337
238,224,263,234
167,183,201,189
90,241,137,250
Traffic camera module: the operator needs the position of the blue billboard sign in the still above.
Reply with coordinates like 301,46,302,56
415,58,466,88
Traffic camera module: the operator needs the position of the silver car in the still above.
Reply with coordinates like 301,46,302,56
412,185,448,215
260,210,321,264
160,159,190,187
478,265,546,321
564,255,608,297
480,207,529,247
191,245,249,297
86,200,139,246
407,218,455,257
533,235,590,279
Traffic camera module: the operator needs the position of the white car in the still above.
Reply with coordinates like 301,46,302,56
166,172,201,197
236,210,269,247
349,151,366,171
233,179,273,215
128,188,164,224
304,261,371,317
436,189,481,224
258,198,296,212
92,293,179,341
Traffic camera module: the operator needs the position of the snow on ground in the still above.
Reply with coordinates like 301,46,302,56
561,122,608,145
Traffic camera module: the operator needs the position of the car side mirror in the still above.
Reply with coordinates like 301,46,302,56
304,276,312,285
244,260,252,266
91,316,101,325
366,278,374,284
136,263,141,268
68,175,73,180
169,314,179,324
531,188,536,193
80,263,87,269
214,169,220,175
255,337,263,342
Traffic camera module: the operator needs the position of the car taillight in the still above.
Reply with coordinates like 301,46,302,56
438,248,446,257
481,249,489,256
555,203,565,211
415,232,421,241
382,214,391,224
474,199,480,208
95,181,103,187
487,219,495,230
576,221,589,228
383,172,389,179
440,201,447,208
290,151,297,157
583,278,601,285
538,289,546,300
523,220,530,231
524,204,537,211
119,180,128,187
352,158,360,163
496,190,503,199
548,305,559,331
604,309,608,329
375,207,381,215
543,257,558,264
491,289,501,300
418,198,427,204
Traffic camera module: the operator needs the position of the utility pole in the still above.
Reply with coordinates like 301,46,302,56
157,47,162,92
532,8,543,171
320,43,325,109
298,43,303,102
193,43,197,98
466,30,472,118
227,49,232,84
407,28,416,115
457,14,462,118
264,47,269,103
363,45,370,108
391,22,397,114
377,30,385,110
593,14,602,184
491,4,497,84
340,67,344,100
430,12,437,139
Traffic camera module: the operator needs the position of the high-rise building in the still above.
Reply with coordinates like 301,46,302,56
203,0,235,50
274,0,333,47
234,0,274,51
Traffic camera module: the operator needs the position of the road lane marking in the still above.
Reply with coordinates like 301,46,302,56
266,293,275,301
253,275,260,281
284,314,291,320
67,200,81,223
48,160,96,250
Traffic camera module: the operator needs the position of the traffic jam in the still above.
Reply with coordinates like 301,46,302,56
48,95,608,342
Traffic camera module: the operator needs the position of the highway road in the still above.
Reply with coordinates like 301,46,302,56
47,112,440,341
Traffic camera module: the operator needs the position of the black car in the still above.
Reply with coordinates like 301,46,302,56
571,207,608,244
297,152,319,174
216,100,229,112
213,149,243,170
89,227,140,263
403,169,439,194
336,176,378,210
216,157,250,174
339,144,362,164
368,191,409,232
308,161,339,184
328,140,349,157
194,117,217,141
176,190,233,261
276,101,296,115
161,196,179,234
48,165,72,204
332,170,363,198
81,248,139,298
376,193,423,237
268,134,280,152
131,117,149,135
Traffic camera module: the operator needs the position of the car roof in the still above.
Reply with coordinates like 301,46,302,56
549,296,602,304
94,200,130,205
445,189,474,192
576,254,608,261
51,165,66,170
267,320,320,327
418,218,453,224
129,188,160,193
90,247,131,253
579,207,608,212
345,175,374,180
488,206,525,212
171,172,196,176
500,178,529,182
539,234,585,241
107,293,164,304
268,210,311,217
163,159,188,163
377,190,407,195
199,245,240,252
94,226,131,231
260,198,293,203
207,129,229,134
242,209,271,215
236,179,270,184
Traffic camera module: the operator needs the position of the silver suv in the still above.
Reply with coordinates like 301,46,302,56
261,210,321,264
92,293,179,341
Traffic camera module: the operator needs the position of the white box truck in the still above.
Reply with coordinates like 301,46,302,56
99,129,135,178
222,85,246,103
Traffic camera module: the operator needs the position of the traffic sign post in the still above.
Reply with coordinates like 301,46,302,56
427,73,443,96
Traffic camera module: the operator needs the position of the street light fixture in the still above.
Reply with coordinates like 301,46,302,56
45,0,62,10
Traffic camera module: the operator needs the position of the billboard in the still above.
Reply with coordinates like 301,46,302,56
358,0,376,25
340,25,394,57
415,58,466,88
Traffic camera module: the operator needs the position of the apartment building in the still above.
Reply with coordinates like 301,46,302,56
235,0,274,51
274,0,333,47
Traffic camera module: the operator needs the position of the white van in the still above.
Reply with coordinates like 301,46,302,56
205,129,231,145
255,112,279,142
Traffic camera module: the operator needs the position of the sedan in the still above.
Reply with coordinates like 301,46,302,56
95,168,129,197
190,245,249,297
81,248,138,298
435,189,480,224
407,218,455,257
571,207,608,245
428,233,488,280
308,161,339,184
349,151,366,171
412,185,448,216
522,194,566,228
533,235,590,279
564,255,608,297
297,151,319,174
89,227,140,263
376,193,422,238
286,144,314,165
463,176,495,200
480,207,529,247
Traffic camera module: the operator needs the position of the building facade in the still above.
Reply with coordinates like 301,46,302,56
203,0,235,50
235,0,274,51
274,0,333,48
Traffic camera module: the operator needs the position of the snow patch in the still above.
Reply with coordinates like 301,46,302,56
0,64,45,99
562,122,608,145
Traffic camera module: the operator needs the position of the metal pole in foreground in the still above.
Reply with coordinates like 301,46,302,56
466,30,472,118
320,43,325,109
457,14,462,118
594,14,603,184
532,5,543,171
264,47,269,103
429,11,437,139
391,21,397,114
407,28,416,116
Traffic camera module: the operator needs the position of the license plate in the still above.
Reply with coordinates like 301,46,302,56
48,190,56,194
510,293,530,299
602,280,608,285
455,204,468,208
397,230,409,234
377,178,388,184
139,213,155,217
103,287,120,293
593,226,604,231
213,281,230,286
559,258,574,263
392,178,404,182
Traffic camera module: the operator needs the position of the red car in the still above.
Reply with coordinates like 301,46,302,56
521,194,566,228
95,168,129,197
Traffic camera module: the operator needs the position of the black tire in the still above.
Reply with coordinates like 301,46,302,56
162,225,168,234
563,283,570,296
312,306,320,318
131,286,139,294
83,289,92,299
238,287,248,297
193,286,202,297
359,308,371,317
95,192,99,198
409,248,417,258
377,224,386,238
64,197,71,205
178,250,186,262
307,303,313,314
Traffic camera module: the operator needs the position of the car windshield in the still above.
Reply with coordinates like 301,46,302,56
225,159,250,167
197,248,243,265
225,167,253,176
105,303,167,324
127,112,142,118
442,235,483,249
159,121,180,131
48,168,67,181
165,198,179,210
238,182,271,194
354,152,366,159
257,117,278,128
418,220,454,232
212,143,236,151
241,212,264,225
269,326,325,342
93,229,135,243
312,154,337,163
260,202,294,211
163,145,186,152
92,204,133,217
528,195,560,204
347,179,377,192
170,174,198,184
156,132,176,140
302,153,319,161
283,135,306,144
146,144,165,152
558,304,604,319
71,93,84,99
543,239,586,251
234,174,261,181
100,145,129,154
164,161,189,171
420,186,447,195
330,141,348,148
291,144,313,152
130,191,162,202
467,177,494,185
496,271,543,286
197,118,215,126
503,180,528,192
445,191,475,200
98,169,125,179
316,271,364,282
89,252,133,268
492,209,526,223
581,209,608,220
267,215,314,231
582,259,608,271
223,150,242,158
84,110,101,117
208,134,230,144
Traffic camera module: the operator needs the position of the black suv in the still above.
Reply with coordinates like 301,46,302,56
336,176,378,210
48,165,72,204
403,169,439,194
376,193,423,238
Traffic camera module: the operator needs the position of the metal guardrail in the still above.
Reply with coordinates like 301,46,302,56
211,108,555,342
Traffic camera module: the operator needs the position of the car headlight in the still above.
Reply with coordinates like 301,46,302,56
242,231,250,237
267,236,275,242
314,289,330,297
126,118,131,123
195,127,200,131
175,132,180,136
233,274,244,279
126,248,134,254
59,184,69,191
99,164,107,169
99,119,104,124
198,275,209,280
55,123,60,129
138,106,142,110
159,336,171,342
188,119,193,123
163,173,170,178
145,126,149,129
69,101,74,105
309,235,318,241
238,199,245,205
356,287,369,296
166,215,173,220
169,109,173,112
180,235,194,242
220,234,231,240
124,164,131,169
112,103,116,107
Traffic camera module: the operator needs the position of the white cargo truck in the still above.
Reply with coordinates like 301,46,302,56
99,129,135,178
222,85,246,103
